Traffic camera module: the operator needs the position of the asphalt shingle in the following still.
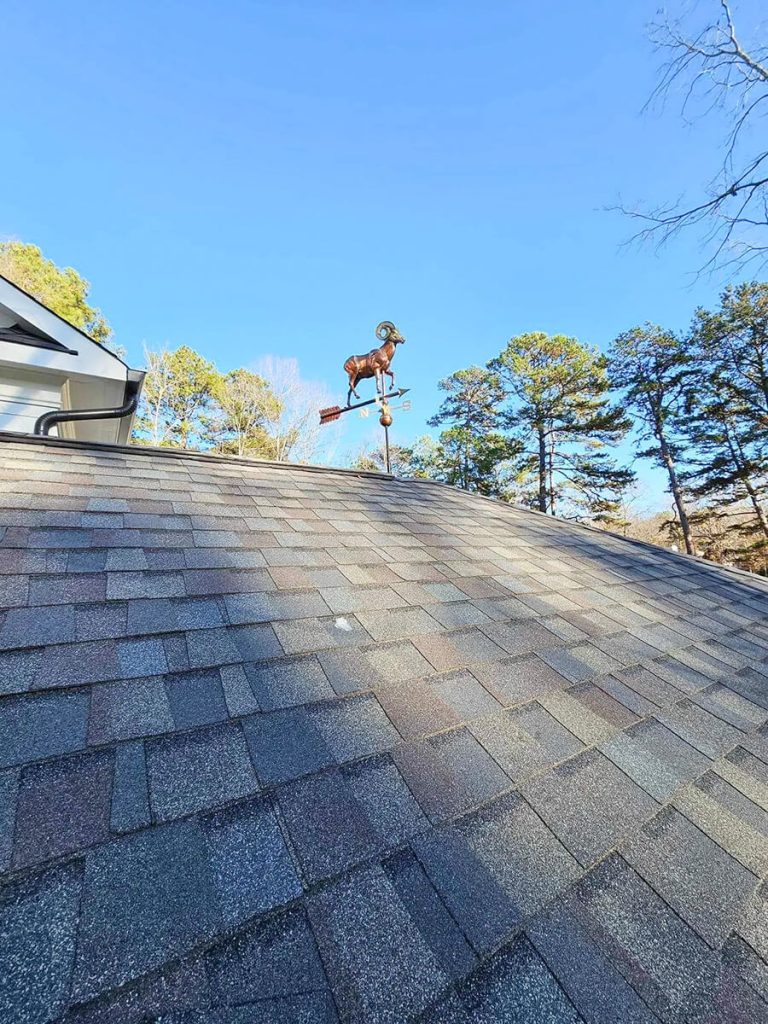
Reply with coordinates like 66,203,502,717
393,727,511,823
522,749,660,866
307,866,449,1023
276,768,381,883
202,796,301,925
72,821,220,1001
0,862,82,1024
146,723,258,821
6,439,768,1022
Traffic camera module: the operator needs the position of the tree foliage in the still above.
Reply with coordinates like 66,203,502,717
206,369,282,457
0,241,112,343
609,324,695,552
491,333,634,521
133,346,220,449
427,367,520,497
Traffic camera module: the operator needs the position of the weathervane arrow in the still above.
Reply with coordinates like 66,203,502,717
319,388,410,426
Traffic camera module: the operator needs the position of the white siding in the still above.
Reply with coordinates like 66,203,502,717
0,370,61,434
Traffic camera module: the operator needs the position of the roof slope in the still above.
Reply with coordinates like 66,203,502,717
2,436,768,1024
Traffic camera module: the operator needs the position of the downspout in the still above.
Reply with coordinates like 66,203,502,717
34,376,142,437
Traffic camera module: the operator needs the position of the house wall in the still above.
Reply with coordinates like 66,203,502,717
0,368,61,434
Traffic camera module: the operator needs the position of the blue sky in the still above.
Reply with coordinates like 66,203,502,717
3,0,764,510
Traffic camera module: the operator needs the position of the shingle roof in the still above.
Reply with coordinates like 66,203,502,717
2,435,768,1023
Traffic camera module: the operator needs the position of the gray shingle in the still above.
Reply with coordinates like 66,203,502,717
276,769,380,883
473,655,570,706
413,826,521,953
522,749,659,866
480,619,563,657
89,676,174,743
0,689,89,768
459,792,581,917
393,728,510,823
13,750,113,868
354,606,443,643
0,861,82,1024
470,703,583,782
318,641,433,695
219,663,260,716
0,769,19,870
116,636,168,678
384,849,476,982
27,573,106,606
622,807,758,948
376,679,461,740
311,693,400,762
428,670,501,718
111,740,151,833
247,655,335,710
72,821,220,1001
243,707,334,785
414,628,508,673
460,938,582,1024
106,571,186,600
656,700,744,758
8,437,768,1023
599,719,710,802
572,854,752,1023
164,669,229,728
202,796,301,925
126,596,224,635
307,865,448,1023
0,648,43,695
272,615,370,655
528,902,661,1024
0,604,76,650
205,907,328,1006
146,723,258,821
224,590,330,625
344,755,429,844
75,601,128,642
539,644,623,682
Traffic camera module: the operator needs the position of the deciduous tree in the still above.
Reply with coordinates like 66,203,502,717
623,1,768,273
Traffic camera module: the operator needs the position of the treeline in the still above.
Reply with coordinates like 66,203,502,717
360,283,768,574
133,347,325,463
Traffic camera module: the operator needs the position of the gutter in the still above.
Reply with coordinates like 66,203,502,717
33,371,144,437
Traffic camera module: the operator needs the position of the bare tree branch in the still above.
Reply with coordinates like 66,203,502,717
617,1,768,274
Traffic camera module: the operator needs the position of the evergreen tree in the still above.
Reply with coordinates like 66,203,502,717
491,332,634,521
609,324,695,553
206,368,281,456
427,367,519,497
0,241,111,344
350,444,417,477
134,346,220,449
683,284,768,557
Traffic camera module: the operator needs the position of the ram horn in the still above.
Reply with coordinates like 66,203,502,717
375,321,396,340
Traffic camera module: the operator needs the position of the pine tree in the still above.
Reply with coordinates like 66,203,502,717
490,333,634,521
609,324,695,553
427,367,519,497
206,368,281,456
683,285,768,563
134,346,220,449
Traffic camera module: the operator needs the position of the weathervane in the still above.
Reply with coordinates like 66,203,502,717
319,321,410,474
